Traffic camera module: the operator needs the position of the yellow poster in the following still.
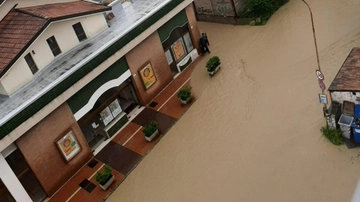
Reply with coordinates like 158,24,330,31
172,40,185,61
57,131,81,161
140,63,157,89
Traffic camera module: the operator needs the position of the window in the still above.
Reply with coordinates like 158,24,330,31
46,36,61,56
72,22,87,42
24,53,38,74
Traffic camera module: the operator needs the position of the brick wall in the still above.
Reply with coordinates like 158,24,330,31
125,32,173,105
186,3,201,52
16,103,92,196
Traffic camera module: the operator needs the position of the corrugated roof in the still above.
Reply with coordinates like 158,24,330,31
0,1,110,77
329,47,360,91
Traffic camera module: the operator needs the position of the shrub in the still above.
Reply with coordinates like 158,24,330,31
206,56,221,72
95,165,112,185
240,0,288,20
143,121,158,137
320,127,344,146
177,87,192,101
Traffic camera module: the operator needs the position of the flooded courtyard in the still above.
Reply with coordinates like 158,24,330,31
107,0,360,201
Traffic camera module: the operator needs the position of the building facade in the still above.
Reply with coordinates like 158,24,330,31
0,0,200,201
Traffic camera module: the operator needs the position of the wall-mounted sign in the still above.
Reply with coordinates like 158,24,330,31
140,63,157,89
316,70,324,80
319,93,328,104
109,99,122,118
171,39,186,62
56,130,81,161
318,79,326,92
100,106,114,126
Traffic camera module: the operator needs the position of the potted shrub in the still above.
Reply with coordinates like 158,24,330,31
177,87,192,104
206,56,221,76
143,120,159,142
95,165,115,191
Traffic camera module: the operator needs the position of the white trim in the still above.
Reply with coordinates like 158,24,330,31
0,143,17,157
0,153,32,202
74,69,131,120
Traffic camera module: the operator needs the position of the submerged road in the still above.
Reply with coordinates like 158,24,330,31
108,0,360,201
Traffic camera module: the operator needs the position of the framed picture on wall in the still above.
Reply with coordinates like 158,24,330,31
109,99,122,118
56,130,81,161
100,107,114,126
139,63,157,89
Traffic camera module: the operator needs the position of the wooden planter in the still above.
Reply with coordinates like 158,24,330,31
180,96,192,105
99,175,115,191
208,65,221,76
145,129,159,142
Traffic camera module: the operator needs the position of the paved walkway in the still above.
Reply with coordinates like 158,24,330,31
48,57,202,202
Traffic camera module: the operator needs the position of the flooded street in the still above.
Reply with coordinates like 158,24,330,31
108,0,360,201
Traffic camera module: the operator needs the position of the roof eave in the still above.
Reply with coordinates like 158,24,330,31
0,7,111,79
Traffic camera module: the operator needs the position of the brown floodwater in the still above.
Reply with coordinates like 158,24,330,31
107,0,360,201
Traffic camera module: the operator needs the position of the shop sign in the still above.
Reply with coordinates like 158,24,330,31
318,93,328,104
56,130,81,161
140,63,157,89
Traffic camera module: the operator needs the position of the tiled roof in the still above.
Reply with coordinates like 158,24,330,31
0,10,46,73
0,1,110,77
17,1,110,20
329,47,360,91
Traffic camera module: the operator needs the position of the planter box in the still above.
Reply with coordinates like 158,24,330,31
180,96,192,105
208,65,221,76
99,175,115,191
145,129,159,142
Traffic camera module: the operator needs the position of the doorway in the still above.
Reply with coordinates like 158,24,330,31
5,149,47,202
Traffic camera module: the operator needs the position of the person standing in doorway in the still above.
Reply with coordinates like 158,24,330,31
200,33,210,55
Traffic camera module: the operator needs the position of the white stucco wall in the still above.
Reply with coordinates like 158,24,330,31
331,91,360,104
0,13,108,95
0,153,32,202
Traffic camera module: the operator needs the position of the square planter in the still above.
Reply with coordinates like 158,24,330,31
99,175,115,191
145,129,159,142
208,65,221,76
180,96,192,105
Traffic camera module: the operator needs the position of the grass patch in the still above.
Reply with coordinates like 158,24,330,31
320,127,344,146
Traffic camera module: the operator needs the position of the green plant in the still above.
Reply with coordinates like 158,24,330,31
206,56,220,72
143,121,158,137
240,0,287,21
320,127,344,146
95,165,112,185
177,87,192,101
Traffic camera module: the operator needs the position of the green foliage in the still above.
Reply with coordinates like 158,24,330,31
143,121,158,137
206,56,221,72
320,127,344,146
241,0,287,20
177,87,192,101
95,165,112,185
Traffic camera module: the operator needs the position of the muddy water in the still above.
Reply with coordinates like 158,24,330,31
107,0,360,201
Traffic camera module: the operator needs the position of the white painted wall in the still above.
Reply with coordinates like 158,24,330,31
0,0,79,22
0,82,8,95
331,91,360,104
0,13,108,95
0,153,32,202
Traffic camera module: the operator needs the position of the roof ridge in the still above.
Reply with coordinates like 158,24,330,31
15,8,47,19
